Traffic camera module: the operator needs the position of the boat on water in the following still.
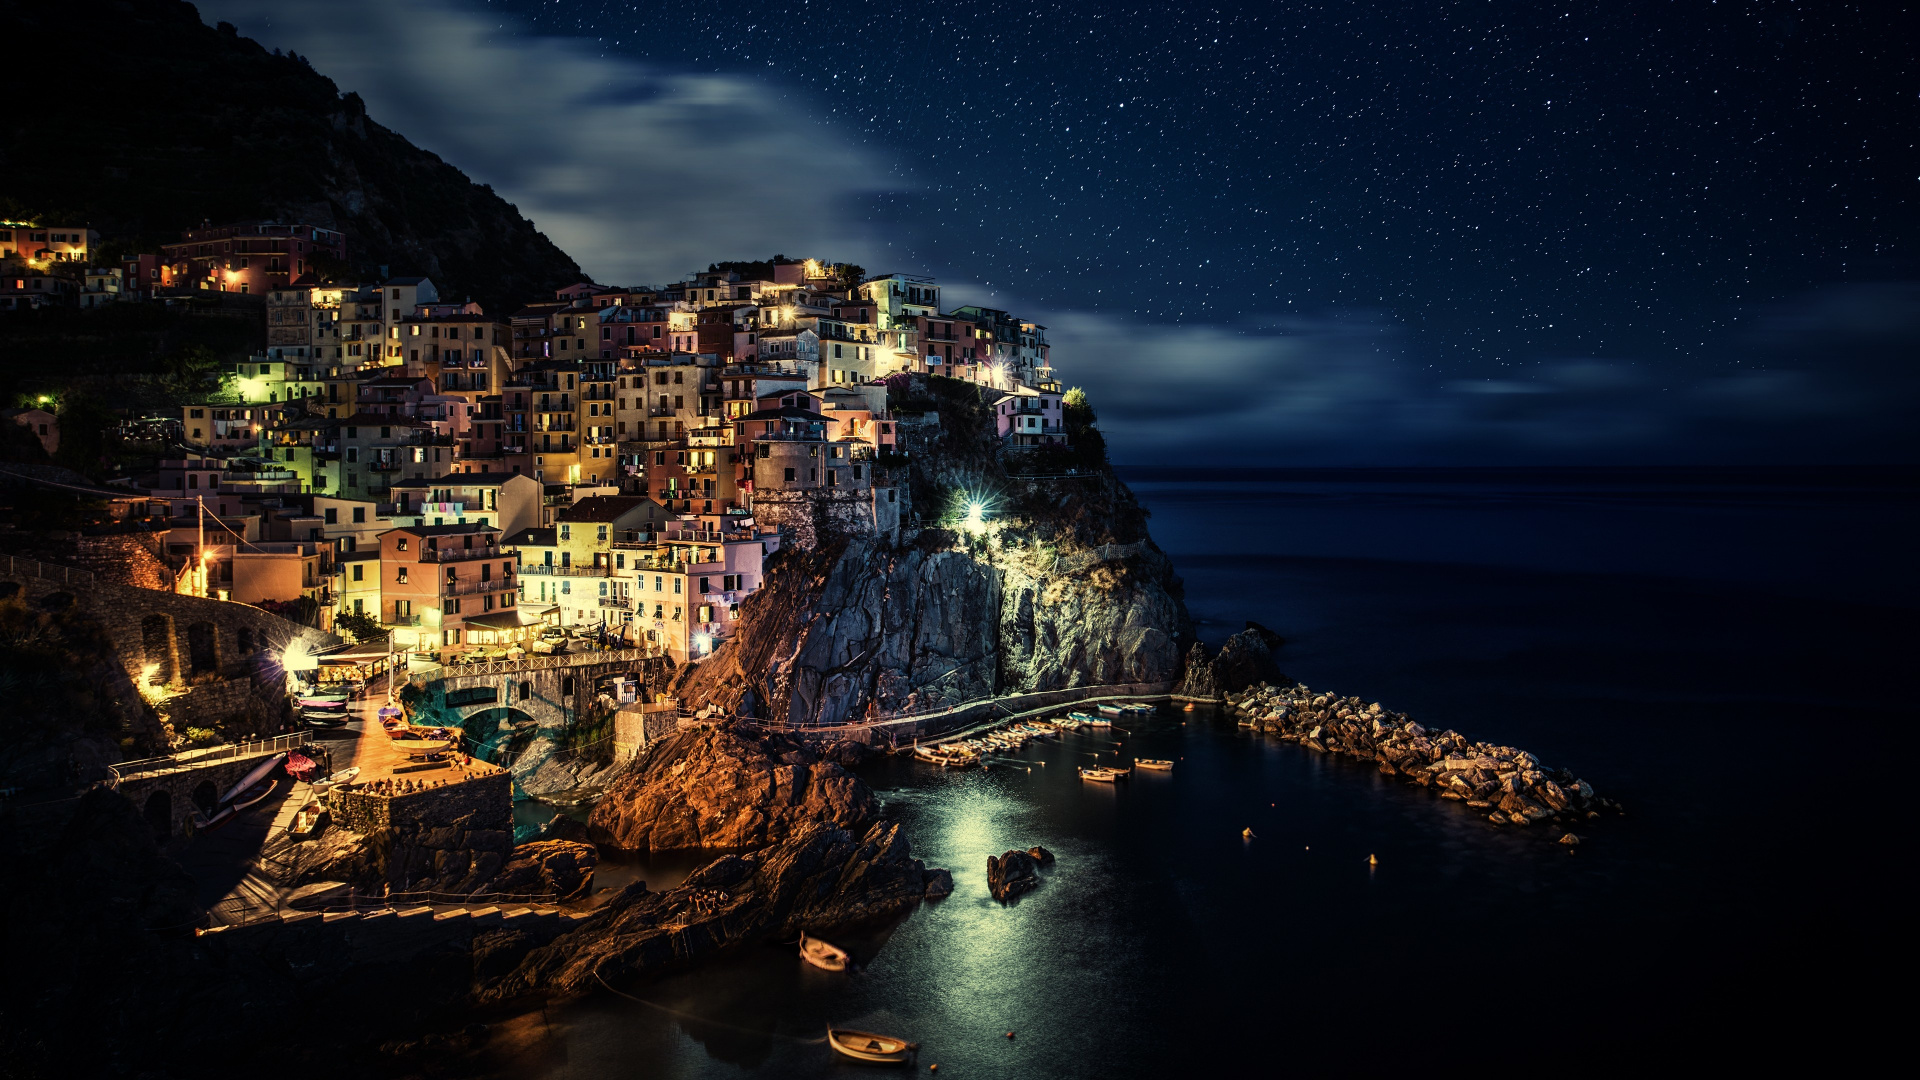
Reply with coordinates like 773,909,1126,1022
799,931,850,972
1079,765,1127,782
1117,701,1155,715
912,744,978,768
826,1028,917,1065
1136,759,1174,771
1067,710,1111,728
1097,703,1130,719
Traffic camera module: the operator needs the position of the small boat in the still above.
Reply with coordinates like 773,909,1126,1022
826,1027,916,1065
799,931,849,972
1079,766,1124,782
286,752,319,782
311,765,360,795
295,696,346,709
303,713,350,729
912,744,978,768
391,739,456,760
288,801,327,837
1243,827,1256,839
1097,704,1125,719
1118,702,1155,715
1136,759,1174,771
229,776,278,812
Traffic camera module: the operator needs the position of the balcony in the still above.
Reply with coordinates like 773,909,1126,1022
367,461,402,472
419,546,499,562
442,577,511,596
518,563,607,577
597,596,632,609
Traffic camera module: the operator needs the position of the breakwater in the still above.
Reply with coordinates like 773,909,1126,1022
1226,682,1618,832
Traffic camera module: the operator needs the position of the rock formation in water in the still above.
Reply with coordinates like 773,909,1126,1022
587,727,879,852
987,848,1043,901
1227,683,1620,828
1176,622,1290,698
479,818,946,1000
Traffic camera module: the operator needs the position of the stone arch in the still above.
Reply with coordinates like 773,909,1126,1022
37,590,74,612
190,780,219,816
464,706,540,763
143,790,172,840
142,613,177,685
186,621,219,675
0,580,19,600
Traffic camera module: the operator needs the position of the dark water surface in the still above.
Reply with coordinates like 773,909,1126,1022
529,468,1914,1077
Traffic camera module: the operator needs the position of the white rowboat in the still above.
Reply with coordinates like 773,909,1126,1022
799,931,849,972
826,1027,916,1064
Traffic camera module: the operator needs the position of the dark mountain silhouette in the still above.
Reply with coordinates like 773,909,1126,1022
0,0,584,313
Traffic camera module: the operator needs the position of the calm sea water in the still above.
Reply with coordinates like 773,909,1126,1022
525,468,1915,1077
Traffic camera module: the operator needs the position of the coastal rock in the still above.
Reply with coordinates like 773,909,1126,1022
1176,627,1287,699
923,867,955,897
987,849,1042,902
481,819,944,1000
486,840,598,899
1225,680,1610,831
534,813,592,844
587,727,878,853
1026,845,1055,865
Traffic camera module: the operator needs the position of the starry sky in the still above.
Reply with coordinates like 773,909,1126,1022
203,0,1918,464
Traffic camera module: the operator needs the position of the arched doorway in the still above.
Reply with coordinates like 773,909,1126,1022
142,613,176,685
143,790,172,840
190,780,218,818
186,622,218,675
463,707,540,766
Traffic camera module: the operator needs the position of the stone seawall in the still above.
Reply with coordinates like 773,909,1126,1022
330,773,517,890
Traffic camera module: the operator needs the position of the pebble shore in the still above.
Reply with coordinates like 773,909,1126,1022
1225,683,1620,835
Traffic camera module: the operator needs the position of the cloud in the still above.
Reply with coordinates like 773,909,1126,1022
197,0,898,286
1038,282,1920,465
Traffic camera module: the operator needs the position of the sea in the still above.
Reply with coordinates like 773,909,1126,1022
513,467,1916,1077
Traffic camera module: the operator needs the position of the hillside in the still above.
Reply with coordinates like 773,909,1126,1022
0,0,583,313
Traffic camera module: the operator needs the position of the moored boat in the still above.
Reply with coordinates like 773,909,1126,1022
912,744,978,768
391,738,456,760
1079,765,1124,782
1097,704,1125,719
826,1027,916,1065
1136,759,1174,770
799,931,850,972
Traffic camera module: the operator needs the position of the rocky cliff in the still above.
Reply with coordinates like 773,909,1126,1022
674,376,1193,726
587,727,878,852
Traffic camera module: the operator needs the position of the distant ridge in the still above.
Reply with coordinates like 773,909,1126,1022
0,0,584,312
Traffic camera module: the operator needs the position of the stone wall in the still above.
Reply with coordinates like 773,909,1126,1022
74,533,174,590
0,553,337,744
331,772,516,890
751,483,902,551
116,754,284,840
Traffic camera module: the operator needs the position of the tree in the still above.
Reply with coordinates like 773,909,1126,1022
333,609,388,643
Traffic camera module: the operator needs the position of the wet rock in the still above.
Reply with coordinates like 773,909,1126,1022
1026,845,1055,865
488,840,598,899
481,820,944,1000
1558,833,1583,846
987,849,1041,902
535,813,592,844
923,867,955,897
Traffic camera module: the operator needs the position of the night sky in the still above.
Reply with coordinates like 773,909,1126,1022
205,0,1918,463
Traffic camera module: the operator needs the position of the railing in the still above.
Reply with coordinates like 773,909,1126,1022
110,732,306,785
0,554,95,586
419,547,499,562
441,577,511,596
433,646,656,677
597,596,631,609
517,564,606,577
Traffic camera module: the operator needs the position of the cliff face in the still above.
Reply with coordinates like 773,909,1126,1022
674,378,1191,726
678,533,1186,725
0,0,583,312
587,727,878,852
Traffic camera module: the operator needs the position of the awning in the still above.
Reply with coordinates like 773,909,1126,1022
463,608,548,629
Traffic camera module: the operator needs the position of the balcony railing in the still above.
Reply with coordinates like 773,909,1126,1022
517,563,606,577
597,596,631,609
419,546,500,562
441,577,512,596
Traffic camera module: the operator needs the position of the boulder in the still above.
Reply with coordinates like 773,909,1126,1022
987,849,1041,902
488,840,599,899
1026,845,1055,865
923,868,954,897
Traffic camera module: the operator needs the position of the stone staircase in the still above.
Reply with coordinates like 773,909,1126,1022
208,903,595,968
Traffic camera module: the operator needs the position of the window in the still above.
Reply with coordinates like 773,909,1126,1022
395,567,408,583
597,525,608,541
397,538,409,551
560,525,570,541
784,467,795,482
352,507,365,523
351,564,363,581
